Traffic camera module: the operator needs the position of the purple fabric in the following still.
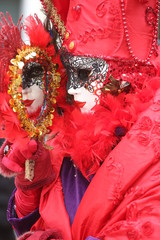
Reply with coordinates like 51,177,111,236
7,188,40,237
60,157,90,225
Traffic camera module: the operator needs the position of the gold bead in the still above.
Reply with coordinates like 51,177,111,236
50,114,54,119
65,32,70,40
9,99,14,106
13,107,17,112
69,41,75,50
8,89,12,95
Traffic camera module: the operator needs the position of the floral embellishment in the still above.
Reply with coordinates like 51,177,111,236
106,156,115,171
138,116,152,131
141,221,154,236
151,101,160,112
96,1,108,18
137,133,150,146
152,122,160,135
110,222,123,232
127,228,139,240
126,203,138,221
152,139,160,161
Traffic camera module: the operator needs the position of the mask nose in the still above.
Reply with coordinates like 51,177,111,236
22,87,31,100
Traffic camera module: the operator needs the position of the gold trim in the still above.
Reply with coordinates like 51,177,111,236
41,0,66,38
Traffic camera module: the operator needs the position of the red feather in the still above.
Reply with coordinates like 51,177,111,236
0,12,23,66
24,15,53,50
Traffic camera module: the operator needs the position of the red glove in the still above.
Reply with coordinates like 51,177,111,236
1,139,55,190
0,139,55,217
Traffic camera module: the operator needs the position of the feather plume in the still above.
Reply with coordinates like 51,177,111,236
0,12,23,65
24,15,53,51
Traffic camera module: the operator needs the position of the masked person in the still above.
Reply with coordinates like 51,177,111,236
1,0,160,239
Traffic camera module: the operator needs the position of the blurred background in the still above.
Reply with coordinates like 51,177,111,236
0,0,45,24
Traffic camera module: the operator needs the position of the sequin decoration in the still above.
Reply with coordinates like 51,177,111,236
8,45,61,140
104,58,157,92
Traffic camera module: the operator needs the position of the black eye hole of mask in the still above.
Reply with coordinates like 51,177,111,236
22,62,44,89
77,69,91,84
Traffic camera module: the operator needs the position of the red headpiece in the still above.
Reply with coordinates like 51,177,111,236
41,0,159,63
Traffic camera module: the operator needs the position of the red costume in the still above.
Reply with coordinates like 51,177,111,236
1,0,160,239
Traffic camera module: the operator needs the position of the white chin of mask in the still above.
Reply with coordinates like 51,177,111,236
68,86,99,113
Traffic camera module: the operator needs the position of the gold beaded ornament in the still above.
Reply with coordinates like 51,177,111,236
8,45,61,141
40,0,66,38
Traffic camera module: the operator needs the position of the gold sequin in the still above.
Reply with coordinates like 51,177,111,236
69,41,75,50
65,32,70,40
43,0,66,38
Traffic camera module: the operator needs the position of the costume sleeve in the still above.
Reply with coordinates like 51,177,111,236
100,186,160,239
7,189,40,237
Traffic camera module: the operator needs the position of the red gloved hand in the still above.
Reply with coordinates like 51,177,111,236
1,139,55,190
0,139,55,217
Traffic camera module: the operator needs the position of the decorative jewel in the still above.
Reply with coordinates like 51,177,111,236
3,145,10,155
73,163,77,177
25,159,35,181
72,5,82,20
65,32,70,40
8,45,61,140
101,75,131,95
115,126,126,137
69,41,75,50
